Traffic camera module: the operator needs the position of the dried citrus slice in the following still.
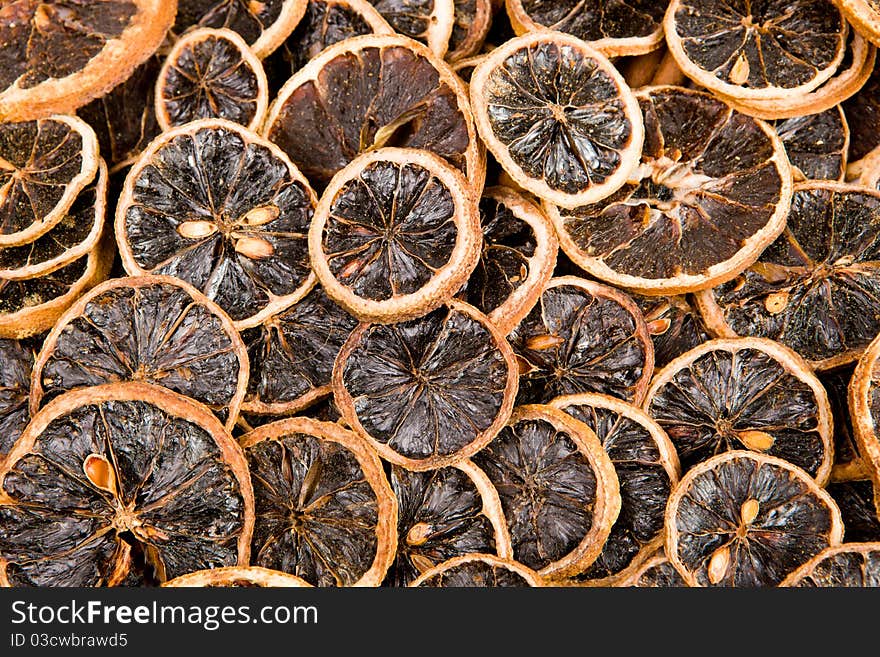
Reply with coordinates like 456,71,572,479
550,393,680,585
0,382,254,586
241,417,397,586
174,0,307,58
263,34,483,190
0,0,176,121
821,366,868,483
636,294,710,370
781,542,880,586
772,107,849,182
621,550,688,587
77,55,163,172
844,61,880,178
469,32,643,208
509,276,654,405
0,160,106,280
163,565,313,587
645,338,833,483
0,245,113,339
30,275,249,432
367,0,455,56
0,115,99,247
156,28,269,132
334,300,518,470
695,183,880,371
837,0,880,48
665,451,843,587
458,186,557,334
241,285,358,416
848,330,880,511
472,405,621,579
409,553,543,586
309,148,480,323
545,86,792,296
447,0,492,62
116,119,316,329
826,480,880,541
384,459,510,586
663,0,847,102
716,31,875,121
0,336,39,463
506,0,667,57
270,0,393,76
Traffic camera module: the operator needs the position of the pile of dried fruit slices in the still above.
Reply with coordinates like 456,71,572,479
3,0,880,588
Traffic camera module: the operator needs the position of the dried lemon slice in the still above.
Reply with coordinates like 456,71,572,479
334,300,518,470
636,294,710,370
837,0,880,48
409,553,543,586
621,550,688,587
665,451,843,587
309,148,480,323
447,0,492,62
545,86,792,296
826,480,880,541
367,0,455,56
241,417,397,586
156,28,269,131
0,0,177,121
645,338,833,483
164,566,312,587
781,542,880,587
0,336,39,463
664,0,847,102
116,119,316,329
470,32,644,208
31,275,249,432
506,0,667,57
0,382,254,586
472,404,621,579
848,330,880,515
772,107,849,182
695,182,880,371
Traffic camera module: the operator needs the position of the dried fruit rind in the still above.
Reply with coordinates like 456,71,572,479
409,553,543,586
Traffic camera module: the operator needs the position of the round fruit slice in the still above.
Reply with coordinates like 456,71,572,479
472,405,621,579
550,393,680,585
367,0,454,56
470,32,644,208
334,300,518,470
826,480,880,542
77,55,163,172
156,28,269,132
0,382,254,586
772,107,849,182
665,451,844,587
0,115,99,247
506,0,667,57
695,183,880,371
844,61,880,178
384,459,511,586
0,160,106,280
263,34,483,190
242,417,397,587
509,276,654,405
30,275,249,432
447,0,492,62
409,553,543,586
663,0,847,102
0,0,177,121
457,186,557,334
116,119,316,329
174,0,307,58
270,0,393,76
241,285,358,416
645,338,833,483
0,246,113,339
837,0,880,48
621,551,688,587
545,86,792,296
821,366,868,483
163,565,313,587
309,148,480,323
849,330,880,513
636,294,710,370
781,542,880,586
0,336,39,463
